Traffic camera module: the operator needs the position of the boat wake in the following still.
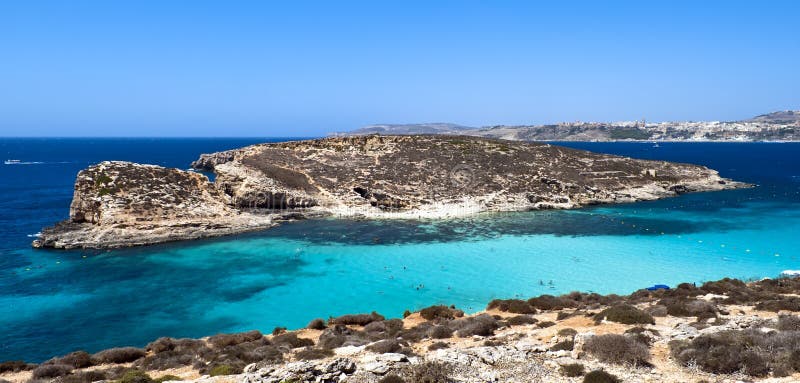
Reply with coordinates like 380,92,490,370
5,160,74,165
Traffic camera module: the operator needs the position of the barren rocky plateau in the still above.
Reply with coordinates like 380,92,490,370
33,135,747,249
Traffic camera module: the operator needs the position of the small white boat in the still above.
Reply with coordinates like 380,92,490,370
652,143,660,148
4,159,21,165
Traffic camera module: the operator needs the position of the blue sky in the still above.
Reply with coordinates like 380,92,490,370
1,1,798,137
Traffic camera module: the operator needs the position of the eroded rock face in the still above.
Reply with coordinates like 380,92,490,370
195,135,747,218
32,161,273,249
68,161,230,224
34,136,748,249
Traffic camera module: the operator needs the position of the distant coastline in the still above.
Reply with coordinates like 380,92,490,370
343,110,800,142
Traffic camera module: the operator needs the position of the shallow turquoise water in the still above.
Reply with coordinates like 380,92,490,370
1,140,799,361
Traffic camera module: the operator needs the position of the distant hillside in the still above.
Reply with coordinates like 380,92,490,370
342,111,800,142
346,123,473,135
746,110,800,124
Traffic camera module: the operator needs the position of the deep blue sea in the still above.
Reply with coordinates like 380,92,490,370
1,139,799,362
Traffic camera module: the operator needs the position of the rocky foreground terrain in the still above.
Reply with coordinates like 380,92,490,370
5,277,800,383
34,135,746,249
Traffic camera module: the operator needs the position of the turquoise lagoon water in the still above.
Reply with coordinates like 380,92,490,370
0,139,798,362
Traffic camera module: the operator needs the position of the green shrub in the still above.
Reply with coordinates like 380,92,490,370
136,351,196,371
379,375,405,383
98,366,129,380
208,330,263,348
507,315,538,326
621,327,658,345
93,347,147,364
366,339,404,354
646,305,668,317
528,295,572,310
660,298,717,319
272,327,287,335
61,370,108,383
154,375,182,383
538,321,556,328
116,369,154,383
584,334,650,366
329,311,385,326
307,318,327,330
419,305,463,321
550,340,574,351
558,328,578,337
95,173,113,185
556,311,574,320
669,329,793,376
582,370,621,383
594,304,654,325
250,345,284,363
51,351,94,368
32,363,73,379
398,323,433,343
777,315,800,331
451,314,499,337
429,325,454,339
700,278,747,295
272,332,314,349
208,364,239,377
145,337,205,354
409,361,452,383
624,326,659,336
486,299,537,314
317,324,371,349
364,319,404,339
295,348,334,360
560,363,585,377
0,360,30,373
756,297,800,312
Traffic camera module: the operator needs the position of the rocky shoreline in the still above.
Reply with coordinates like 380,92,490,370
33,135,749,249
5,276,800,383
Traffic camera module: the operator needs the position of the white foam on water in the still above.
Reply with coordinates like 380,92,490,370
4,160,78,165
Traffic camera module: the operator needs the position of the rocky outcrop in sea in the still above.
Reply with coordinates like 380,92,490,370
33,135,748,249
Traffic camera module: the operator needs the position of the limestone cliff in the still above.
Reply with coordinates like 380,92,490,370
193,135,746,217
35,136,748,249
32,161,273,249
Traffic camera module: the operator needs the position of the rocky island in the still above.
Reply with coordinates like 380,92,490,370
33,135,747,249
